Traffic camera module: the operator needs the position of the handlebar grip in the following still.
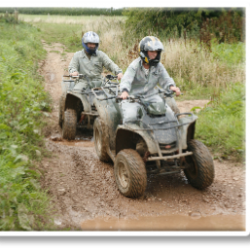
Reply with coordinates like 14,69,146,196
115,96,123,103
106,74,118,80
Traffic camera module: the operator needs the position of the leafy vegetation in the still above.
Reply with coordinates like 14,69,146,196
211,41,245,66
0,21,53,230
195,83,245,161
123,8,245,45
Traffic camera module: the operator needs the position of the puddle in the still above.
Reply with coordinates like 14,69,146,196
56,141,94,147
80,214,245,231
50,73,55,82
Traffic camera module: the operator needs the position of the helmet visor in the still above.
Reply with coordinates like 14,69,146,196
144,39,164,51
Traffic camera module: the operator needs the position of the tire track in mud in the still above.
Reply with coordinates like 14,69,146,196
40,42,246,229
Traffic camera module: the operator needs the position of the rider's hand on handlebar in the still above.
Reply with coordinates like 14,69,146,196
120,91,129,100
170,86,181,96
70,72,79,76
117,73,123,80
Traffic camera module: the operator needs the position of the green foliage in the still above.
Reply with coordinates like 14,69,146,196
211,41,245,66
0,7,123,16
0,14,18,24
195,83,245,161
0,22,52,230
123,8,244,46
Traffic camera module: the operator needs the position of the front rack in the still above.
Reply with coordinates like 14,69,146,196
124,112,195,161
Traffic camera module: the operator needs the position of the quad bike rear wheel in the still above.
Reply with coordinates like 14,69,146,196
114,149,147,198
61,109,77,140
184,139,214,189
93,117,111,162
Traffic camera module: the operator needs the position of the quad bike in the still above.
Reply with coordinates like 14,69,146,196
59,74,119,140
92,87,215,198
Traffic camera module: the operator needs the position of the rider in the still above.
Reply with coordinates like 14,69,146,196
69,31,123,90
120,36,180,124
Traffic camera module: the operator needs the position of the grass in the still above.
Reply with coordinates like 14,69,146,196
0,21,53,230
161,39,245,99
195,83,245,161
19,14,126,24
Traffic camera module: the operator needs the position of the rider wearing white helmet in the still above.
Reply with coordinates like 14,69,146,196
69,31,123,90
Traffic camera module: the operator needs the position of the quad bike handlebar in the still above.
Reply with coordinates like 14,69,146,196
105,74,118,80
157,86,183,97
115,95,141,103
63,74,86,79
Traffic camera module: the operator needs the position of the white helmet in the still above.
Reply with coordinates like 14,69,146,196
82,31,100,54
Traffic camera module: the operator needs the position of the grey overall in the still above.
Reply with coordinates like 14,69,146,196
120,57,179,123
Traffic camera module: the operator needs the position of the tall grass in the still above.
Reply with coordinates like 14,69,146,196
0,21,53,230
161,39,245,98
19,14,126,24
1,7,123,16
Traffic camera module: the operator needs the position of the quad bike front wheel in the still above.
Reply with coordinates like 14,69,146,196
93,117,111,162
61,109,77,140
114,149,147,198
59,94,66,128
184,139,214,189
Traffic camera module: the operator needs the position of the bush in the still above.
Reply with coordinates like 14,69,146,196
123,8,245,46
0,22,52,230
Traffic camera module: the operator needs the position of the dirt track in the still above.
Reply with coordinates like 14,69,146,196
39,43,246,230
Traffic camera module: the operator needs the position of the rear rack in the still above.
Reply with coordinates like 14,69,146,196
91,85,119,101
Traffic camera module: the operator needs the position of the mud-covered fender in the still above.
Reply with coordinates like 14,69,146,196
94,98,122,150
93,98,113,156
93,99,108,125
115,124,159,155
178,113,198,149
64,92,91,112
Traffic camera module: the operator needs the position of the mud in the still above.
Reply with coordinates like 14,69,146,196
80,214,245,231
39,42,246,231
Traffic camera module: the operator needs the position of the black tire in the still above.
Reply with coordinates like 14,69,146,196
114,149,147,198
59,94,66,128
93,118,111,162
61,109,77,140
184,139,214,189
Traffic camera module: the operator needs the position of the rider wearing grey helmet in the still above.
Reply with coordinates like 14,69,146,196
120,36,180,124
69,31,123,90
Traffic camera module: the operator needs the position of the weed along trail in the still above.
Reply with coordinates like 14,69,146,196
39,42,246,231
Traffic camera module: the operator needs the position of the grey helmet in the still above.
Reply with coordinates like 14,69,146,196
82,31,100,55
139,36,164,66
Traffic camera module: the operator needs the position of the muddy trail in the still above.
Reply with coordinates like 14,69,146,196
39,42,246,231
